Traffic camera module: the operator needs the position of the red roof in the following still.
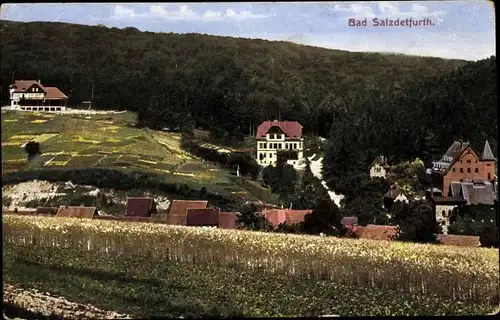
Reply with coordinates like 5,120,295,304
262,209,312,227
44,87,68,99
56,206,98,219
256,121,303,139
218,212,239,229
354,225,399,241
186,208,219,226
169,200,208,216
11,80,44,93
437,234,480,247
125,197,155,217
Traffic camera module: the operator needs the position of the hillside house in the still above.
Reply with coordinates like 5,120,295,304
55,206,98,219
431,140,496,196
125,197,156,217
186,208,219,227
256,120,304,167
262,209,312,227
9,79,68,111
370,155,389,179
167,200,209,225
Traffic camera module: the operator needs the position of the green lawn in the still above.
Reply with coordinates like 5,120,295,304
4,244,493,318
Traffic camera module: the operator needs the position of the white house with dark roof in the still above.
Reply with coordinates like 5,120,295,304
9,79,68,111
369,155,389,179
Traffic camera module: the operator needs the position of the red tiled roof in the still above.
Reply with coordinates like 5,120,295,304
218,212,239,229
437,234,480,247
56,206,98,219
35,207,58,215
263,209,312,226
169,200,208,216
11,80,45,92
355,225,399,241
125,197,155,217
186,208,219,226
44,87,68,99
256,121,303,139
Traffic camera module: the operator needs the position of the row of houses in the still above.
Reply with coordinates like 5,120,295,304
6,198,481,247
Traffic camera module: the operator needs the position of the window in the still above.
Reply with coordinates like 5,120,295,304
475,168,479,173
488,173,491,180
475,160,478,163
272,134,276,139
460,168,463,173
285,143,288,149
487,164,491,166
452,168,455,172
294,143,297,149
467,160,471,163
274,143,278,149
467,168,471,173
279,143,282,149
263,143,267,149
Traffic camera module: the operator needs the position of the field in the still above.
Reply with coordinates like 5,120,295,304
1,111,272,203
3,215,499,317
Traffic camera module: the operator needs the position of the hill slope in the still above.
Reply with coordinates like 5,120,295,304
323,56,497,195
1,20,468,138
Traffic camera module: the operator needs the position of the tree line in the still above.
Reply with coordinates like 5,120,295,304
1,19,467,140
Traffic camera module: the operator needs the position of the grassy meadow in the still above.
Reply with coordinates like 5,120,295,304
1,110,273,203
3,214,498,317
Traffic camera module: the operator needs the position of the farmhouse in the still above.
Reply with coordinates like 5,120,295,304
9,79,68,111
262,209,312,227
55,206,99,219
256,120,304,167
370,155,389,179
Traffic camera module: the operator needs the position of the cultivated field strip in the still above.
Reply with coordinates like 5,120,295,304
3,215,499,305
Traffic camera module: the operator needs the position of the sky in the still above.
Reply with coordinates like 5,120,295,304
0,1,496,61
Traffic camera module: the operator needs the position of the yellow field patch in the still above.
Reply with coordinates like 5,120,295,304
49,160,69,166
125,135,141,140
72,136,101,144
3,119,17,123
173,172,195,177
3,159,25,162
100,125,121,131
138,159,157,165
154,168,171,174
10,135,39,140
2,142,22,146
31,119,48,124
105,137,122,143
35,133,59,143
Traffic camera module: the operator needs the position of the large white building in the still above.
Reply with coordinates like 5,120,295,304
9,79,68,111
256,120,304,167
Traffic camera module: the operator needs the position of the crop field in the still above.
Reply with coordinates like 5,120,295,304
3,215,498,317
1,111,264,202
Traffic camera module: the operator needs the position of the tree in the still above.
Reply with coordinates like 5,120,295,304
394,201,438,243
24,141,41,161
291,158,317,209
449,204,498,248
236,203,271,231
302,195,345,236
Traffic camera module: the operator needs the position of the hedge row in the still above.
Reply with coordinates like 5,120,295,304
1,167,240,211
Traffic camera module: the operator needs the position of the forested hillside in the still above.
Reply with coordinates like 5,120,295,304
323,56,497,196
1,20,468,138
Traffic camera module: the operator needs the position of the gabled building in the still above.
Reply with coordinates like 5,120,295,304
125,197,156,217
369,155,389,179
255,120,304,167
56,206,98,219
9,79,68,111
431,140,496,197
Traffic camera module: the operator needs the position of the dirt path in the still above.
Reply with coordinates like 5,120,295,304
3,284,132,319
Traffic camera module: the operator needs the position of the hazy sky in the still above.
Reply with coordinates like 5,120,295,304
0,1,495,61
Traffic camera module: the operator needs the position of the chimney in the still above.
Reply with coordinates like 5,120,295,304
38,79,41,84
273,120,278,122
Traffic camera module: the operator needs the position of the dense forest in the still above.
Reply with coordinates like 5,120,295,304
323,56,497,198
1,20,468,138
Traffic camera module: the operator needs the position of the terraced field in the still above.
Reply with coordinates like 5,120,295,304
1,111,268,202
